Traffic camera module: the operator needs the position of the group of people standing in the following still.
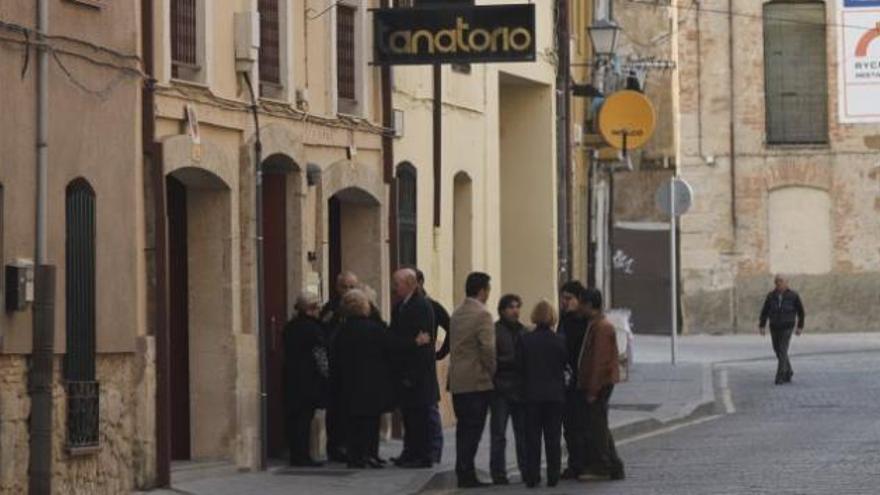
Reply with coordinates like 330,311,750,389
283,268,625,489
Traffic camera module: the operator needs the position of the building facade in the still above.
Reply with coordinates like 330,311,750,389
599,0,880,334
0,1,151,493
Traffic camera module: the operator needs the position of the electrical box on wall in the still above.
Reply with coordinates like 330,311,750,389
6,259,34,312
234,11,260,73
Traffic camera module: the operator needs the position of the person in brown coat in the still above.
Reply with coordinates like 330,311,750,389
576,287,624,481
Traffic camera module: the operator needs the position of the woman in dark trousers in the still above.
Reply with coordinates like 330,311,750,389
517,300,568,488
283,292,329,467
335,289,394,469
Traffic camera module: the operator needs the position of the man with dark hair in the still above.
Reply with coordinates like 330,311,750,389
759,275,806,385
320,271,360,463
389,269,438,469
489,294,527,485
449,272,496,488
557,280,589,479
414,268,451,463
576,287,624,481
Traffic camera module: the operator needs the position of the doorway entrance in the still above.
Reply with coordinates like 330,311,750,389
327,187,383,301
453,172,473,305
167,168,234,461
611,222,672,335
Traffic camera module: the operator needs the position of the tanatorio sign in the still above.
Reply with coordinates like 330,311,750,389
372,4,536,65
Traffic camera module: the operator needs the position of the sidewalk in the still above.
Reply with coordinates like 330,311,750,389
137,333,880,494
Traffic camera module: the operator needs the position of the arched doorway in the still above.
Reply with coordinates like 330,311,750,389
328,187,383,301
453,172,473,305
166,167,234,462
261,154,301,459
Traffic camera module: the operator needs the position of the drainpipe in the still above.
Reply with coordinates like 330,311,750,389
728,0,737,235
141,0,172,486
381,0,397,272
556,0,572,282
242,72,267,471
28,0,57,493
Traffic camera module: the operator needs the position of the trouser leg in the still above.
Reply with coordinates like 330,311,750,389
586,386,623,475
771,327,794,380
403,406,432,464
289,408,315,464
543,403,564,484
524,402,542,485
326,400,346,460
489,392,511,480
453,392,490,479
429,403,444,463
510,402,528,476
563,390,586,474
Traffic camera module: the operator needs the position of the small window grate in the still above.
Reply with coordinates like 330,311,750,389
66,380,100,451
259,0,281,84
171,0,198,76
337,5,357,101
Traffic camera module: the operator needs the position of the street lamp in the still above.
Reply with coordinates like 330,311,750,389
588,18,621,59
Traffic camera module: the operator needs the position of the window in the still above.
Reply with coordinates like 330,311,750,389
397,164,418,268
171,0,206,82
65,179,99,452
336,4,357,102
763,1,828,145
259,0,281,86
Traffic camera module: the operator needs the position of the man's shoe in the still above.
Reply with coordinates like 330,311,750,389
525,481,538,489
458,477,491,488
774,377,784,385
492,477,509,485
610,470,625,481
547,478,559,488
398,460,432,469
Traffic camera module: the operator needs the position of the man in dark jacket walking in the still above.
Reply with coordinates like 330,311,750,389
489,294,527,485
557,281,588,479
759,275,806,385
388,269,437,468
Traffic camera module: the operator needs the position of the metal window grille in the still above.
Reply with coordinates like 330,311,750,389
397,165,418,267
65,180,99,451
259,0,281,84
763,2,828,145
66,381,100,450
171,0,198,76
337,4,357,101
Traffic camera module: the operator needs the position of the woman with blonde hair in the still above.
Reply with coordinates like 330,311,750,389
517,299,568,488
283,292,329,467
334,289,393,469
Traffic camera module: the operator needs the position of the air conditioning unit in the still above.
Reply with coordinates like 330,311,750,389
234,11,260,74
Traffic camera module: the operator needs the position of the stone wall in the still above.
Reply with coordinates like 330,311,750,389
0,353,152,494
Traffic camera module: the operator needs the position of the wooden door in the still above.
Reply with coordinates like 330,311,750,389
611,224,673,335
262,172,288,458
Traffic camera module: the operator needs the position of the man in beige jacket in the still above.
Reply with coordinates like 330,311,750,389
448,272,497,488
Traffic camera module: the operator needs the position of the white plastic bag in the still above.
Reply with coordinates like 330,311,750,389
606,308,635,382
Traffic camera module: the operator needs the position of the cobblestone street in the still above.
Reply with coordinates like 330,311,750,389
424,351,880,495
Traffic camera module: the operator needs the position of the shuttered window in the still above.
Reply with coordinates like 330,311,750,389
397,164,418,268
65,179,99,451
172,0,198,77
763,1,828,145
259,0,281,85
337,4,357,101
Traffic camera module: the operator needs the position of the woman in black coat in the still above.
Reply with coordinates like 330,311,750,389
334,289,394,469
284,292,329,467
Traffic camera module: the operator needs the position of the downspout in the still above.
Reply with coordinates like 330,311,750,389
381,0,397,272
728,0,737,234
142,0,172,487
29,0,56,493
556,0,571,282
242,72,267,471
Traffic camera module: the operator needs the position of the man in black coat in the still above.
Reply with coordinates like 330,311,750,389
388,268,437,468
557,280,588,479
414,269,451,464
319,271,360,463
489,294,527,485
759,275,806,385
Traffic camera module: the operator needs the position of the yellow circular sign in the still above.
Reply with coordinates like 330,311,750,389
598,90,656,150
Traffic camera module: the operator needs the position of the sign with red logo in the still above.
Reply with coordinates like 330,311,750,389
839,0,880,122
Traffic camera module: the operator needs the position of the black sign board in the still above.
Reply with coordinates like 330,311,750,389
373,4,536,65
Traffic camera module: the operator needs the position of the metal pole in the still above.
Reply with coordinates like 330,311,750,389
242,72,267,471
670,177,678,366
29,0,56,493
432,63,441,227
